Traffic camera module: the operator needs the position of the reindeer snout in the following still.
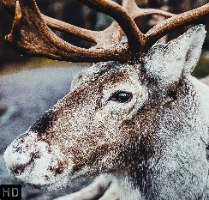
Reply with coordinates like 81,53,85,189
4,148,34,176
4,130,71,186
4,110,55,173
4,131,37,175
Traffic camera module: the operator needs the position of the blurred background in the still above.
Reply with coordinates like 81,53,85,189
0,0,209,199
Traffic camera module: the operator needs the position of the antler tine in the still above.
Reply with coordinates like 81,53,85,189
78,0,146,51
5,0,131,62
145,3,209,50
43,16,122,48
122,0,174,19
135,8,174,18
42,15,97,44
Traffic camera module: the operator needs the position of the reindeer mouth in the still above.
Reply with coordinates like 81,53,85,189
14,158,34,176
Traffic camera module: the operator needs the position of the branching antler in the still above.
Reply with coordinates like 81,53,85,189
145,3,209,51
3,0,209,62
4,0,131,62
79,0,146,50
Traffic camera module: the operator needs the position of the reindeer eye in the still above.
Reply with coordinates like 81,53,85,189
110,91,133,103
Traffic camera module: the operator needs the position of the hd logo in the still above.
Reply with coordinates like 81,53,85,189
0,185,21,200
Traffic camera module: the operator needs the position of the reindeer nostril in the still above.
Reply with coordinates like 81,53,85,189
32,151,41,159
30,110,54,134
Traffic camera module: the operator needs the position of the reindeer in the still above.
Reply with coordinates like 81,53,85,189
3,0,209,199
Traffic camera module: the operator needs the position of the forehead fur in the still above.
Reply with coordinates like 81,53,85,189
71,61,143,91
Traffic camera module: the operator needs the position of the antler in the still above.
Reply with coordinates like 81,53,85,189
145,3,209,51
3,0,209,62
122,0,174,19
3,0,130,62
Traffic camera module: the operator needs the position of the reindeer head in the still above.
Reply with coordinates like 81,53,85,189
3,0,209,191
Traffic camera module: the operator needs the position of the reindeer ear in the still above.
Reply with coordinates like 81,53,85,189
144,25,206,87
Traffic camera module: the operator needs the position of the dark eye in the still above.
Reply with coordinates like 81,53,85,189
110,91,133,103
